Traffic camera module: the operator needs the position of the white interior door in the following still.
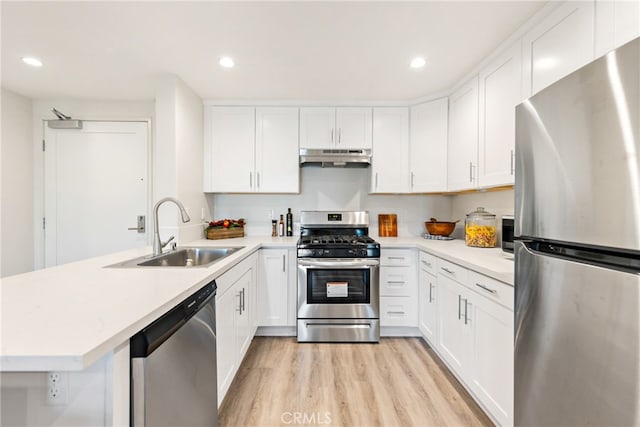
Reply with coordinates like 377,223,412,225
44,121,149,267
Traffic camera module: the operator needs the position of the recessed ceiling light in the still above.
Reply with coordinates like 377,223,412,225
219,56,235,68
22,56,43,67
410,57,426,69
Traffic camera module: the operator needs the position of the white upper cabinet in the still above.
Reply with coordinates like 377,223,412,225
447,76,479,192
299,107,372,149
371,107,409,193
255,107,299,193
595,0,640,57
205,107,255,193
336,107,373,149
204,106,299,193
478,42,522,188
409,98,448,193
522,1,595,97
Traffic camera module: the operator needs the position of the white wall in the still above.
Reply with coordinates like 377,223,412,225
154,75,210,244
31,99,155,270
1,88,34,277
449,188,514,240
209,167,452,237
0,353,112,427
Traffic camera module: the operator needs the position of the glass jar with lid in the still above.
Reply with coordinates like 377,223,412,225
465,207,497,248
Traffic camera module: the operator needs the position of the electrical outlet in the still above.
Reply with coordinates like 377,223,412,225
46,371,68,405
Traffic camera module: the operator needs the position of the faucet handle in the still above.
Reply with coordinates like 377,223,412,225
161,235,175,249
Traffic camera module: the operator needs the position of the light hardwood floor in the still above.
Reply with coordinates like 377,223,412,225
219,337,493,427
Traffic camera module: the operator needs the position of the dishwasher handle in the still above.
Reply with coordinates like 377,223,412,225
130,280,217,357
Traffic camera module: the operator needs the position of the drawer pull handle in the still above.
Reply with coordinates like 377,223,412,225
429,283,434,303
387,281,405,285
441,267,454,274
387,256,405,260
475,283,497,294
458,295,462,320
387,311,405,315
421,260,432,267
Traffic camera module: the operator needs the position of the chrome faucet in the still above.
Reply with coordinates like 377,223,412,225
152,197,191,256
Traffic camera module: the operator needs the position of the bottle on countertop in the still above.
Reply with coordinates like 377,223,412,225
286,208,293,237
271,220,278,237
278,214,285,237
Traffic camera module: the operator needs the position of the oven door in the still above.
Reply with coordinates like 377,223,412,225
297,258,379,319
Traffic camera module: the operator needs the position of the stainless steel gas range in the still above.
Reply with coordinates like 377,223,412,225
296,211,380,343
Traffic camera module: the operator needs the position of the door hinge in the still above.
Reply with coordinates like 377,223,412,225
43,217,46,230
42,140,46,151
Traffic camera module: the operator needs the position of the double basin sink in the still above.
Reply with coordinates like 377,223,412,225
109,246,243,268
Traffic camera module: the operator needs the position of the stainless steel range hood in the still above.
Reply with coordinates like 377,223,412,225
299,148,371,168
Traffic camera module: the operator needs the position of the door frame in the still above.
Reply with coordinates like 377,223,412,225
37,119,153,269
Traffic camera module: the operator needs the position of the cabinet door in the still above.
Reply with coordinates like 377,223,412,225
336,107,372,149
478,42,522,188
409,98,448,193
216,287,239,405
255,107,300,193
437,275,473,378
419,268,438,346
380,296,418,327
595,0,640,57
522,1,595,97
236,269,253,360
299,107,335,149
470,290,514,427
258,249,289,326
205,107,255,192
447,77,479,192
371,107,409,193
380,266,414,296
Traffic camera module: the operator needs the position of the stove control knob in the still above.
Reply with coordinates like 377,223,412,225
361,249,368,256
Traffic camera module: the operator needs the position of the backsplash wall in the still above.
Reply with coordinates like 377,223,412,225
207,168,452,237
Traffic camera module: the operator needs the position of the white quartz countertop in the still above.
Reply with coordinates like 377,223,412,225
376,237,514,285
0,235,512,372
0,237,296,372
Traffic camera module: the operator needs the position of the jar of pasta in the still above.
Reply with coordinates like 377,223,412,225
465,207,497,248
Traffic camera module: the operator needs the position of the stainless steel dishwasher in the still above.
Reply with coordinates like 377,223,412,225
130,280,217,427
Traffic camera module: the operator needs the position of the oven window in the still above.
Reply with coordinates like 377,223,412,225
307,269,370,304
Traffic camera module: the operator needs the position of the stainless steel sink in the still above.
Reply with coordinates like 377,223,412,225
107,247,244,268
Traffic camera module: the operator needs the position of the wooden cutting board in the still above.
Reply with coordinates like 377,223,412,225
378,214,398,237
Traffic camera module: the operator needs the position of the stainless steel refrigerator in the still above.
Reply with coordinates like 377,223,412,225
514,37,640,426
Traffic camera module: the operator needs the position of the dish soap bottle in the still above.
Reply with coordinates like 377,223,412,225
278,214,285,237
286,208,293,236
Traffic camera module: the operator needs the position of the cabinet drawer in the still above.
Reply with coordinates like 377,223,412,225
468,271,514,310
437,258,469,285
380,266,414,297
380,296,418,327
380,249,414,266
419,251,438,275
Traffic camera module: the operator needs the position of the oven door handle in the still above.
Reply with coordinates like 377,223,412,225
297,258,380,268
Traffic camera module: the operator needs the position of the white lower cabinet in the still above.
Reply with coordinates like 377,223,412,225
470,284,514,427
379,249,417,327
215,254,256,407
437,274,474,377
418,253,438,345
258,249,290,326
421,253,513,426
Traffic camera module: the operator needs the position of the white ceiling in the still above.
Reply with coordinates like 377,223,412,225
1,1,547,102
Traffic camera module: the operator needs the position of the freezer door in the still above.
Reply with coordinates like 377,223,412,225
515,37,640,251
515,241,640,426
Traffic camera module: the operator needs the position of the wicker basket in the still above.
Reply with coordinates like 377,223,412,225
206,227,244,240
